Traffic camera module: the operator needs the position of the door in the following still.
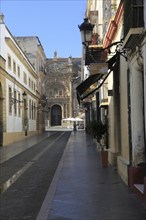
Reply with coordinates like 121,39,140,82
51,105,62,126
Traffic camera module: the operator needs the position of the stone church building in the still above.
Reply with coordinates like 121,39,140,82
45,52,81,127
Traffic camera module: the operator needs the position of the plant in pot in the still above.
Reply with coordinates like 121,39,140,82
91,120,108,167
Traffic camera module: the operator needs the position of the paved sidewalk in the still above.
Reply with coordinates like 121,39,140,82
36,131,146,220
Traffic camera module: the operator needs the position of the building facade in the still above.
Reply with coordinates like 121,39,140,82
0,14,46,146
123,0,146,167
45,52,81,127
15,36,47,133
78,0,146,194
0,13,82,146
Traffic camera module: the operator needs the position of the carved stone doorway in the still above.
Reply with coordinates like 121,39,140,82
51,105,62,126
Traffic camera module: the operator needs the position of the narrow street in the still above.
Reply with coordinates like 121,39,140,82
0,131,71,220
0,1,146,219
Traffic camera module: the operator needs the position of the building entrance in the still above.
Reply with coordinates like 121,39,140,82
51,105,62,126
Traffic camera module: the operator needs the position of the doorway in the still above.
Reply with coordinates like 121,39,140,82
51,105,62,126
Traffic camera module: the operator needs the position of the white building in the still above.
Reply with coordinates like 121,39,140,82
0,14,38,145
14,36,47,133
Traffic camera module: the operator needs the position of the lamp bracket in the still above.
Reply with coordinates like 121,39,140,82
115,42,127,61
85,41,127,64
11,97,23,105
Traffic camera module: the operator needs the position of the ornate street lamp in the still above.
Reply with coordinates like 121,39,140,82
22,91,27,100
78,18,94,46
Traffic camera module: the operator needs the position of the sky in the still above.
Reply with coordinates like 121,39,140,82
0,0,87,58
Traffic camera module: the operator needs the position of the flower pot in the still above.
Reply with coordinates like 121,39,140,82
100,150,108,167
128,166,146,190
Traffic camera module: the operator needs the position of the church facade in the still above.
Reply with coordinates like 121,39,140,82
45,52,81,127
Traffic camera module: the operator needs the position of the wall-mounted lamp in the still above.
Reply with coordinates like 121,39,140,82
78,18,94,46
11,91,27,105
11,98,22,105
22,91,27,100
78,18,127,62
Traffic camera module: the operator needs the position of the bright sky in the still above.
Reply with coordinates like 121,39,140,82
1,0,87,58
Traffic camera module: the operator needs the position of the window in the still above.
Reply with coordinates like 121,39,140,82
29,78,31,88
29,99,31,119
18,92,21,116
29,99,36,120
9,87,12,114
59,90,62,96
54,88,58,95
31,101,34,120
23,72,27,85
17,66,20,78
13,60,16,74
30,100,35,120
34,103,36,120
8,55,11,69
14,90,17,115
28,100,36,120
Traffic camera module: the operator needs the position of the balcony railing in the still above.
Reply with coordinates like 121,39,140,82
85,46,107,66
124,0,144,37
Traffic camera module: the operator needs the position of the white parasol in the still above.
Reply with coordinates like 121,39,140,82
63,117,84,122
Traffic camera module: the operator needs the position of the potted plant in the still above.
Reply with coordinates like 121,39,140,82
99,137,108,167
90,120,108,167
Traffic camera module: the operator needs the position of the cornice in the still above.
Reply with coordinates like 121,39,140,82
5,37,37,79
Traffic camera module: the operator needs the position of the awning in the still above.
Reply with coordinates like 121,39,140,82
90,63,108,75
76,53,119,103
76,73,104,101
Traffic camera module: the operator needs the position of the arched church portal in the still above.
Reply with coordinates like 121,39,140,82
51,105,62,126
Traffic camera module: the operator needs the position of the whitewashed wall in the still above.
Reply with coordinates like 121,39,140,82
1,19,37,134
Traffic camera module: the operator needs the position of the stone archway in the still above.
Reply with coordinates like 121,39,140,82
51,105,62,126
0,83,3,146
